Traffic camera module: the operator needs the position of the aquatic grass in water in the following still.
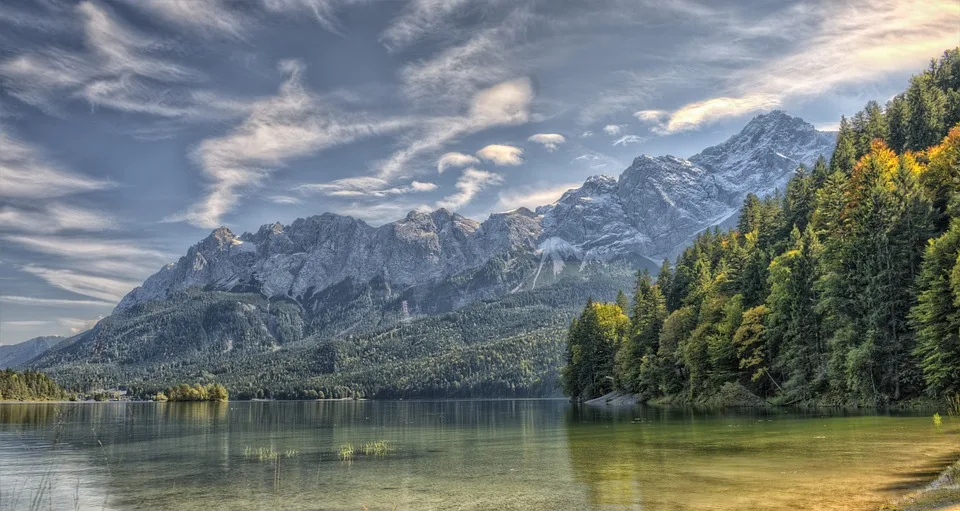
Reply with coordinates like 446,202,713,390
934,413,943,429
362,440,391,457
244,446,280,462
338,443,355,461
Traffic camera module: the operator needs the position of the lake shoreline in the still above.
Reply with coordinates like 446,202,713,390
884,459,960,510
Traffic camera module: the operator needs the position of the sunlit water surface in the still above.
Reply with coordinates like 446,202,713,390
0,400,956,510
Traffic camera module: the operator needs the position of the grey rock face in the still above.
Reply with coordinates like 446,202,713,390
117,208,540,312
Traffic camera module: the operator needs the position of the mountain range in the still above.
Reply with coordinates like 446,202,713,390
25,111,836,397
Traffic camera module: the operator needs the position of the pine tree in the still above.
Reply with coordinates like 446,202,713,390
852,100,888,158
811,156,830,188
886,94,910,153
656,259,674,311
738,194,763,234
906,73,947,151
783,166,815,233
615,290,630,314
831,116,858,175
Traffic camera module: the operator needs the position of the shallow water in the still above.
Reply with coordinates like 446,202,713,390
0,400,955,510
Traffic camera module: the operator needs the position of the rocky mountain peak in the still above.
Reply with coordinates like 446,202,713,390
199,226,239,251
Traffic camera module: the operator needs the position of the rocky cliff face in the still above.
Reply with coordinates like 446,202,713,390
117,111,835,314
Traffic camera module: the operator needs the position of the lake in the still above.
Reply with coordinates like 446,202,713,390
0,400,955,510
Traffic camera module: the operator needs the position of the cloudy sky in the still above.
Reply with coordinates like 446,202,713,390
0,0,956,343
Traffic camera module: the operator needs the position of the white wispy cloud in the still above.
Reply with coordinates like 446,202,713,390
572,151,622,171
380,0,477,51
602,124,621,136
297,177,437,197
268,195,301,205
0,1,247,121
20,265,140,303
4,235,169,262
612,134,646,146
261,0,368,33
397,8,532,107
476,144,524,166
437,152,481,174
117,0,248,38
0,204,118,233
527,133,566,151
0,295,113,307
0,130,114,199
436,168,503,210
3,232,171,304
175,60,416,228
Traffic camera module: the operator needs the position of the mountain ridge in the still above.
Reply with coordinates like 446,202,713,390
117,110,834,314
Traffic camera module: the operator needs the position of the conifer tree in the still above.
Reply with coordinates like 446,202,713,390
831,116,858,175
906,73,947,151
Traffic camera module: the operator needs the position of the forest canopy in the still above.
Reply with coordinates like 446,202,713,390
0,370,67,401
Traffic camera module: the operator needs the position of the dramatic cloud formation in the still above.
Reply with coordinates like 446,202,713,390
644,0,959,133
527,133,566,151
3,3,184,113
476,144,524,166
